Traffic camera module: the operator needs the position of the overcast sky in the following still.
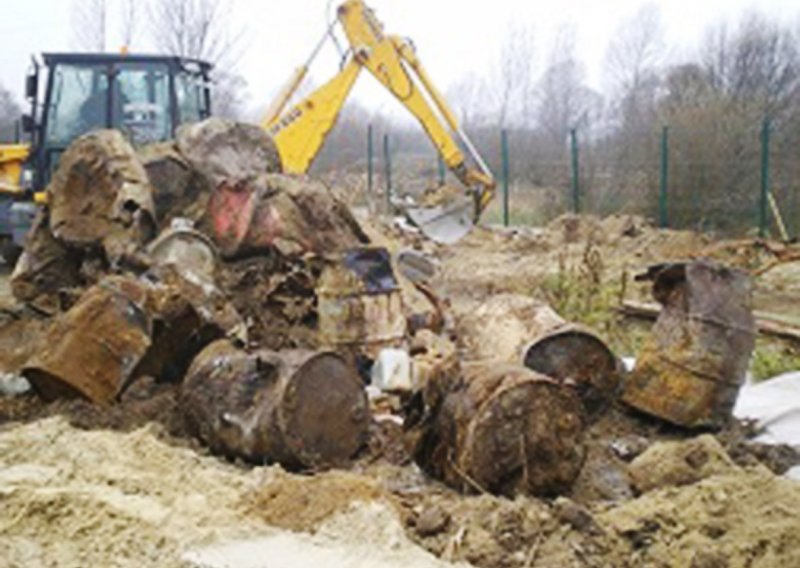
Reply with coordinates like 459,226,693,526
1,0,798,120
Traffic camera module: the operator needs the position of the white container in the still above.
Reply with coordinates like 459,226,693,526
371,349,412,393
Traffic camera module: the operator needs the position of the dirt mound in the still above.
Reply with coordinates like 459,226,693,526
0,381,187,439
600,468,800,567
402,458,800,568
244,470,387,532
0,417,268,568
2,401,800,567
628,435,738,493
0,418,462,568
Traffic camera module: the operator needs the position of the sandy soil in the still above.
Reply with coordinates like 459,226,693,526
1,417,800,568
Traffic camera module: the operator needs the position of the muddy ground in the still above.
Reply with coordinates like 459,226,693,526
1,216,800,567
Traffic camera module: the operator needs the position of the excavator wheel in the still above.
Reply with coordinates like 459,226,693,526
0,237,21,268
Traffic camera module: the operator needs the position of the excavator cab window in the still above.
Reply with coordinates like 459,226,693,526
114,62,172,145
44,63,109,147
176,65,209,124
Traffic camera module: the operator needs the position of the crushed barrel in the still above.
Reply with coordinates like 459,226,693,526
206,174,368,258
22,276,152,405
175,117,282,185
181,340,369,469
10,211,82,314
520,304,620,416
622,261,756,428
407,362,586,497
46,130,156,260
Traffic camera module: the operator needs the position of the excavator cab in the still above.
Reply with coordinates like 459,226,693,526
27,53,212,190
0,53,212,262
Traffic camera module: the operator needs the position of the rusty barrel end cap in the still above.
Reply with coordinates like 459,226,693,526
278,352,369,468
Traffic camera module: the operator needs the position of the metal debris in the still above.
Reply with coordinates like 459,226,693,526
406,362,586,497
317,247,407,357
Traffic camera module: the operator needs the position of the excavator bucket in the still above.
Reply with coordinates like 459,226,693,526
404,197,475,245
402,184,477,244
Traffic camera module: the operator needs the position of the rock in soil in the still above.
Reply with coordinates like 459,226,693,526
628,434,738,493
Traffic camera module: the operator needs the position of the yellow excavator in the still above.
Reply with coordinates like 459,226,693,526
0,54,213,263
262,0,496,243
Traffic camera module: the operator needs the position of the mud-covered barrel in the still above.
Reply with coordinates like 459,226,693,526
181,340,369,469
456,294,620,416
408,362,586,497
622,261,756,428
520,306,620,416
22,276,152,405
317,247,407,357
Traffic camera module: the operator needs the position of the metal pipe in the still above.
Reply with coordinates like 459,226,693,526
383,133,392,214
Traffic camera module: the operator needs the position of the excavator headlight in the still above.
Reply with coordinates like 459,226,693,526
20,168,33,191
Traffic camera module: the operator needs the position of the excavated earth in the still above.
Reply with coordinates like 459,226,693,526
1,216,800,567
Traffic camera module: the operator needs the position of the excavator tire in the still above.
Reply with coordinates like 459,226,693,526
0,237,21,268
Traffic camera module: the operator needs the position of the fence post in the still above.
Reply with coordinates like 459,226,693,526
759,117,771,238
437,153,445,185
570,128,580,214
367,124,374,198
502,129,510,227
383,133,392,214
659,126,669,228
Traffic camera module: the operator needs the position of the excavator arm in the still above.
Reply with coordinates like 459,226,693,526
263,0,496,239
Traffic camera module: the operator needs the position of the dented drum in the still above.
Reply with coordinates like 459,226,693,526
23,277,152,405
622,261,756,428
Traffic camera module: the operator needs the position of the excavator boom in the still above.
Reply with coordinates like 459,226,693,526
263,0,495,242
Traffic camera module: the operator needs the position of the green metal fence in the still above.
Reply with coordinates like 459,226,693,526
364,119,798,241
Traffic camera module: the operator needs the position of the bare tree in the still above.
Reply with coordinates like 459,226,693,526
604,3,665,133
446,73,491,129
149,0,248,118
120,0,139,49
0,84,22,143
71,0,107,52
701,13,799,117
536,27,596,155
149,0,242,63
493,23,536,128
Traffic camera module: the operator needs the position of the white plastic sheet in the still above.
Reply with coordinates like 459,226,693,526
734,372,800,451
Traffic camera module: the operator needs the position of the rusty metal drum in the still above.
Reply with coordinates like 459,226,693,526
622,261,756,428
317,247,407,357
23,276,152,406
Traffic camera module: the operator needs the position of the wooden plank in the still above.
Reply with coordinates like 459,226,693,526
768,191,790,243
619,300,800,343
